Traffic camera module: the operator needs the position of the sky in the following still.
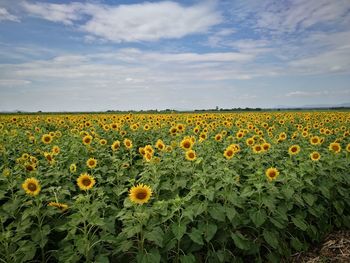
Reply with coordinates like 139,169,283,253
0,0,350,111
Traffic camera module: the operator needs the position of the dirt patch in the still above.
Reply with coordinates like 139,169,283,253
290,231,350,263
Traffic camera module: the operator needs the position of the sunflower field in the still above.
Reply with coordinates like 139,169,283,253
0,111,350,262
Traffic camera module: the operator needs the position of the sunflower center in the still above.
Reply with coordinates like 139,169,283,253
136,191,147,200
44,137,50,142
227,150,233,156
332,146,339,151
269,171,276,178
28,183,37,191
82,178,91,186
313,154,319,159
189,153,195,158
292,147,297,152
89,160,95,166
312,139,318,143
184,142,190,148
85,138,91,143
26,165,34,171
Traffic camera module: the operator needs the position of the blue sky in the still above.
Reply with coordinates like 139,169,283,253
0,0,350,111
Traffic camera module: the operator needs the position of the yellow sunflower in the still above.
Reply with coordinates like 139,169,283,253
346,144,350,153
111,140,120,151
185,150,197,161
262,142,271,151
129,184,152,204
223,148,234,159
329,142,341,153
82,135,93,145
180,138,193,151
253,144,263,154
86,158,97,169
288,145,301,155
155,139,165,151
48,202,68,212
310,151,321,161
77,173,95,191
265,168,280,181
41,134,53,144
123,138,133,149
70,163,77,173
309,136,320,145
22,177,41,196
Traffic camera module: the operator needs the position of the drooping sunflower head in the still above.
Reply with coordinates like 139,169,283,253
288,145,301,155
329,142,341,153
129,184,152,205
22,177,41,196
265,168,280,181
310,151,321,161
185,150,196,161
41,134,53,144
77,173,95,191
86,158,97,169
48,202,68,212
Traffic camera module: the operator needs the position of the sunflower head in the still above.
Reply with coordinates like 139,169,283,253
77,173,95,191
22,177,41,196
180,138,193,150
265,168,280,181
48,202,68,212
111,140,121,151
329,142,341,153
310,136,320,145
86,158,97,169
82,135,93,145
310,151,321,161
224,148,234,159
70,163,77,173
123,138,133,149
41,134,53,144
346,144,350,153
185,150,196,161
288,145,300,155
253,144,263,154
129,184,152,204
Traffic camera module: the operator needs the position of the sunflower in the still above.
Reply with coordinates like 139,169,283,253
111,140,120,151
265,168,279,181
70,163,77,173
25,163,36,172
310,151,321,161
82,135,93,145
236,131,244,139
246,138,254,146
288,145,300,155
77,173,95,191
2,168,11,177
123,138,133,149
129,184,152,204
253,144,263,154
310,136,320,145
22,177,41,196
41,134,53,144
48,202,68,212
224,148,234,159
144,145,154,155
180,138,193,151
139,147,146,156
155,139,165,151
185,150,196,161
144,152,153,162
52,145,60,155
262,142,271,151
86,158,97,169
99,139,107,145
329,142,341,153
214,134,222,141
346,144,350,153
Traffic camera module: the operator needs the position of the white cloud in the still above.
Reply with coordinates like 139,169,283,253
285,90,350,97
22,1,222,42
0,7,19,22
0,79,30,86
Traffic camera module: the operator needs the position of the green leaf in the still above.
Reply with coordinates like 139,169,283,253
225,207,237,222
333,201,344,215
282,187,294,199
188,228,204,245
180,254,196,263
209,204,226,222
203,223,217,242
144,227,164,247
95,255,109,263
249,209,267,227
303,193,316,206
290,237,304,251
136,249,161,263
263,229,279,249
291,217,308,231
171,223,186,240
231,232,251,250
